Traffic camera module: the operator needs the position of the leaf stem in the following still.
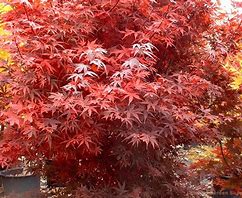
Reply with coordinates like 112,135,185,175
109,0,120,13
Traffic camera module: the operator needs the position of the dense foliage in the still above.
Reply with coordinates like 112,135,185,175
0,0,241,197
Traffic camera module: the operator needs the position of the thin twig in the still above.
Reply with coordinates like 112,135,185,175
14,37,24,59
218,139,231,169
109,0,120,13
23,4,35,34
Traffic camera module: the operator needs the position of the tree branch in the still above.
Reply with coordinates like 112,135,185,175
109,0,120,13
218,139,231,169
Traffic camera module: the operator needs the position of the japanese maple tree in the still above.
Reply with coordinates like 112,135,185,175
0,0,241,197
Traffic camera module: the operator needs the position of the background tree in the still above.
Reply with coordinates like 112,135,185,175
0,0,241,197
191,42,242,195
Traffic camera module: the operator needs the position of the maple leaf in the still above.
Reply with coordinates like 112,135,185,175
3,111,21,127
65,134,94,149
74,63,89,73
43,118,61,130
23,126,37,138
67,73,84,82
139,133,159,149
94,48,107,55
63,83,78,92
132,42,157,60
9,102,23,113
122,58,147,70
142,99,159,111
122,90,142,105
111,69,132,80
121,29,144,41
84,71,98,78
80,43,107,61
82,104,98,116
38,59,56,74
90,59,106,72
49,92,64,101
22,112,33,123
125,132,159,149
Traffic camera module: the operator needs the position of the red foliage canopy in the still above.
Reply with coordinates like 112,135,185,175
0,0,241,197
